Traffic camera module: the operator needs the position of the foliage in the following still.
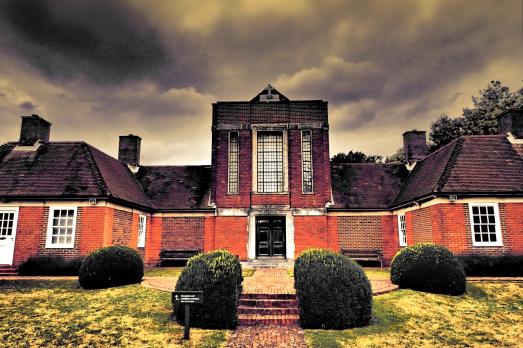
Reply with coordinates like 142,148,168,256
79,246,144,289
391,243,466,295
0,280,229,347
294,248,372,329
306,282,523,347
458,255,523,277
430,81,523,149
384,147,405,163
17,256,83,276
174,250,243,329
331,150,383,163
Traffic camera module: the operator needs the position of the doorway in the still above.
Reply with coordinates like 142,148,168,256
255,216,286,257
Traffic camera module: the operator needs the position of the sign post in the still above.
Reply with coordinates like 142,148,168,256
172,291,204,340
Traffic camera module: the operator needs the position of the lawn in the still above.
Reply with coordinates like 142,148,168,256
306,282,523,347
0,279,229,348
145,267,256,278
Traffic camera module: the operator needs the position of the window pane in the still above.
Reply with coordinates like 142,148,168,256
301,131,313,193
49,209,76,246
228,132,239,193
257,131,284,193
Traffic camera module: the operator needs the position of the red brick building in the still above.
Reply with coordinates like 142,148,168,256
1,86,522,267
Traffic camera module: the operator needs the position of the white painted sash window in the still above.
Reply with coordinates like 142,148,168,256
469,203,502,246
398,214,407,246
46,207,77,248
137,215,147,248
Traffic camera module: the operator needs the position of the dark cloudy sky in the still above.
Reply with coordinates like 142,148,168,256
0,0,522,164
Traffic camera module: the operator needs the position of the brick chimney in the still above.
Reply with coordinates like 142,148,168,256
19,115,51,145
403,130,428,165
498,108,523,139
118,134,141,167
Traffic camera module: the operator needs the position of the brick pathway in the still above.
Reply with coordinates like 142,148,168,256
226,325,307,348
243,268,295,295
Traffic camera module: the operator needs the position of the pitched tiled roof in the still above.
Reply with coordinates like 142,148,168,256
0,142,152,208
395,135,523,205
330,163,408,209
135,166,211,210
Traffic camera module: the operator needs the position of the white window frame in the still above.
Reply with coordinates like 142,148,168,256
137,215,147,248
469,203,503,247
301,130,314,194
45,206,77,249
252,127,289,194
398,214,407,246
227,131,240,194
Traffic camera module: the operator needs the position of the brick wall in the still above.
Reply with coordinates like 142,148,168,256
337,216,383,251
112,210,133,246
38,207,82,258
12,207,46,265
503,203,523,254
145,216,162,266
213,216,248,260
294,216,333,256
381,215,398,264
161,217,205,251
411,207,433,244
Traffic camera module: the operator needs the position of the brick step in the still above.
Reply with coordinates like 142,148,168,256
0,267,17,276
239,298,298,308
238,306,299,315
237,314,300,326
240,293,296,300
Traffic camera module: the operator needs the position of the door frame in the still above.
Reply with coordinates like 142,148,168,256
255,216,286,258
0,206,19,265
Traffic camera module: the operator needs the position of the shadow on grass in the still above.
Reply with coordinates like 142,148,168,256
307,291,410,348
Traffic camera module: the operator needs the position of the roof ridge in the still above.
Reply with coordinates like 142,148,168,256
82,143,111,196
435,138,464,192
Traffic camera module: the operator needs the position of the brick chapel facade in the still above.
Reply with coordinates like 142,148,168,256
1,85,522,267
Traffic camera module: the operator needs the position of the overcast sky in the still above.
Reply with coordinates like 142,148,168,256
0,0,522,164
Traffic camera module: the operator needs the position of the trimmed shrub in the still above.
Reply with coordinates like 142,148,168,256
458,255,523,277
79,246,144,289
391,243,466,295
18,256,83,276
174,250,243,329
294,248,372,329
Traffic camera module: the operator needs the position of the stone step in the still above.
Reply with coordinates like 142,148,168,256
239,298,298,308
238,306,299,315
237,314,300,326
240,293,296,300
0,267,17,276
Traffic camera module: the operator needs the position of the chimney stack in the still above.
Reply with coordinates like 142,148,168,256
403,130,428,164
498,109,523,139
19,115,51,146
118,134,141,167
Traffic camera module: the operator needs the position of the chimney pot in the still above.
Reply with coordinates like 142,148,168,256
19,114,51,145
118,134,141,167
498,109,523,139
403,130,427,164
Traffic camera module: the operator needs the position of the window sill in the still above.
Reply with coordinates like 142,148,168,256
301,192,315,195
472,242,503,247
45,245,75,249
252,192,288,195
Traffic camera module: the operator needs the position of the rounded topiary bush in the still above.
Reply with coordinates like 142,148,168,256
294,248,372,329
174,250,242,329
79,246,144,289
391,243,466,295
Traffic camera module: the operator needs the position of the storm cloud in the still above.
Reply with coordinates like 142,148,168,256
0,0,522,163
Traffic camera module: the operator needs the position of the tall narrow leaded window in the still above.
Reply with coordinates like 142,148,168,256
228,132,239,194
398,214,407,246
301,130,313,193
257,131,284,193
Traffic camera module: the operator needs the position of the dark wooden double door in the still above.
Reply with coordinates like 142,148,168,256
256,217,286,257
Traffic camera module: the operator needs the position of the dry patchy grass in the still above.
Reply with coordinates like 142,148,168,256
145,267,255,278
0,279,229,348
306,282,523,347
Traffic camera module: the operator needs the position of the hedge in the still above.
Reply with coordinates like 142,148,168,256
391,243,466,295
174,250,242,329
79,246,144,289
458,255,523,277
18,256,83,276
294,248,372,329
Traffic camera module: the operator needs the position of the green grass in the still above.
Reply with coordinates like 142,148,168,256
144,267,184,277
145,267,255,278
0,279,229,347
306,282,523,347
